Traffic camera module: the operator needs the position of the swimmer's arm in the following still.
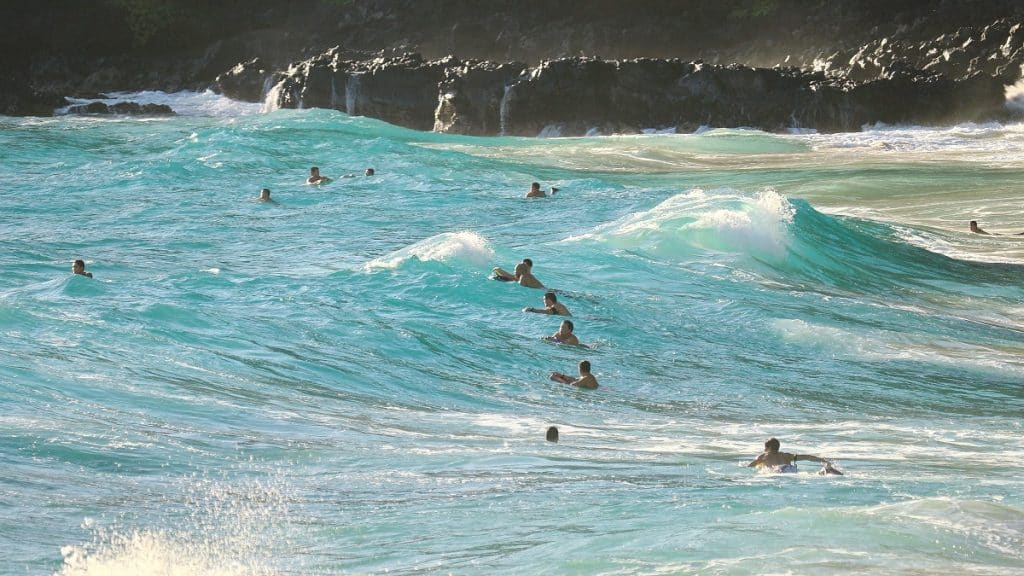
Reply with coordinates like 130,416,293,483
550,372,573,384
794,453,830,464
523,306,553,314
746,454,765,468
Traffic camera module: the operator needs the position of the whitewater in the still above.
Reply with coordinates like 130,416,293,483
1,91,1022,575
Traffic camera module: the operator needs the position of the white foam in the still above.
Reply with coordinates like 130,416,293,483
1005,72,1024,113
537,124,563,138
795,121,1024,161
566,188,795,259
260,79,286,114
365,231,494,270
58,90,262,118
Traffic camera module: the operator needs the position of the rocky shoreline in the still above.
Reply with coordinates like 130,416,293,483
221,50,1010,136
4,2,1024,134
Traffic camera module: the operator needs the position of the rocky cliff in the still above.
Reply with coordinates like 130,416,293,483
4,1,1024,133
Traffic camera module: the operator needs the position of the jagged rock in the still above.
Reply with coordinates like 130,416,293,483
66,101,175,115
213,58,272,102
813,17,1024,84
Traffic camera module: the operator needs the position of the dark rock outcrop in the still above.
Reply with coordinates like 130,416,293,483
434,60,527,135
66,101,175,115
261,49,1009,136
213,58,274,103
811,19,1024,85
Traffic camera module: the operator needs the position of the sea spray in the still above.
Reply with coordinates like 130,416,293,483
365,231,494,270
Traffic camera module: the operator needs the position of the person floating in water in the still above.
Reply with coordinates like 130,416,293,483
258,188,273,202
492,258,544,288
550,360,598,389
969,220,992,235
969,220,1024,235
72,259,93,278
546,426,559,442
307,166,331,185
545,319,581,346
747,438,842,475
526,182,558,198
524,291,571,316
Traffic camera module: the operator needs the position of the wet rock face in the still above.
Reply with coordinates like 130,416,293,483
256,47,1011,136
434,60,527,135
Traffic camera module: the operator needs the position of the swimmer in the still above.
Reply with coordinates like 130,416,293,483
492,258,544,288
258,188,272,202
544,319,581,346
546,426,559,442
526,181,557,198
524,291,571,316
550,360,598,389
343,168,375,179
747,438,842,475
307,166,331,185
969,220,992,235
72,259,93,278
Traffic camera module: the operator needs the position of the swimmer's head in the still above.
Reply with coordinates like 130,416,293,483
310,166,320,176
543,292,557,305
522,258,533,268
969,220,980,231
546,426,559,442
72,259,86,274
765,438,781,453
561,319,574,333
259,188,271,201
365,168,375,176
531,182,540,192
579,360,591,374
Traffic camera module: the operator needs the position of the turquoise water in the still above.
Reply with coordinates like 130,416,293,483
2,92,1023,575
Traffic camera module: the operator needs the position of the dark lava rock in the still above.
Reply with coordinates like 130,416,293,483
213,58,273,103
66,101,174,115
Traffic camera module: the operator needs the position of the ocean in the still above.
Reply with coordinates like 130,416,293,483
1,91,1022,575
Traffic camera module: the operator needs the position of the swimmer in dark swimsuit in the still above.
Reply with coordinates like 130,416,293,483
747,438,842,475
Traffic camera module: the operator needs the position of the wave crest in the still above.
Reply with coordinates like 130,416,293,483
365,231,494,270
567,188,794,259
